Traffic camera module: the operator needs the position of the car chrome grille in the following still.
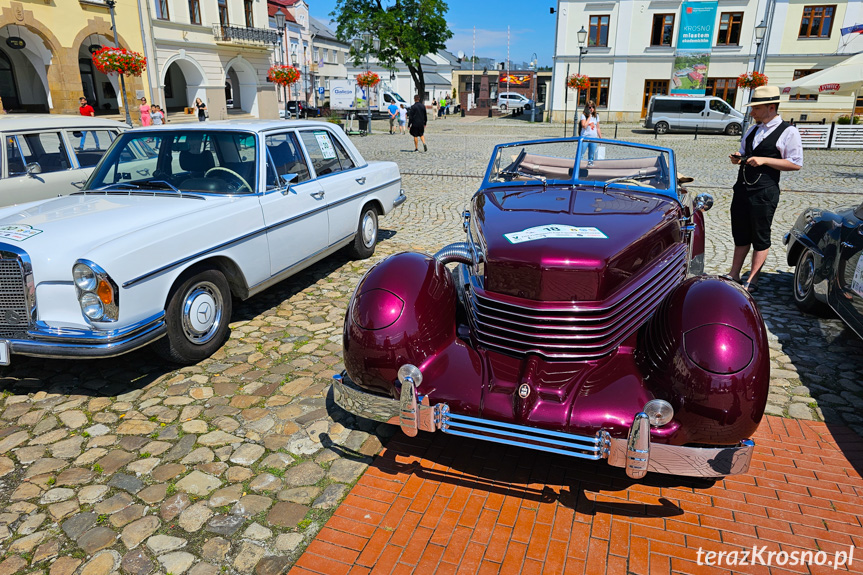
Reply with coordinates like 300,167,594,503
465,244,688,360
0,250,34,339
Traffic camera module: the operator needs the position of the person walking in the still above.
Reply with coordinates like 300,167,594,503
139,97,151,127
408,94,428,152
398,104,407,134
438,95,446,118
195,97,207,122
431,99,438,121
387,100,399,134
78,97,100,150
150,105,164,126
727,85,803,293
579,100,602,166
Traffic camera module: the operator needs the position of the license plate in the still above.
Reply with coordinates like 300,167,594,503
0,340,9,366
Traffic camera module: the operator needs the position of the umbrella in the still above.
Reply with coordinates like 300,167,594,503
780,52,863,117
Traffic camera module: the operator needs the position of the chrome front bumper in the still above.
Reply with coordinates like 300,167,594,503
6,312,167,361
332,372,755,479
393,189,407,209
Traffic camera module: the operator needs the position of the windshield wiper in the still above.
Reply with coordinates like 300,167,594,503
145,180,182,195
498,169,547,189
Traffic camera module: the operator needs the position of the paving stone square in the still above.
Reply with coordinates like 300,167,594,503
0,117,860,574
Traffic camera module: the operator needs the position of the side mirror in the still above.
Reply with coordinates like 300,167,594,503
693,193,714,212
25,162,42,177
280,173,299,194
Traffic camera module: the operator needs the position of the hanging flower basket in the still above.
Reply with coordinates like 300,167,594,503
268,65,301,87
356,71,380,88
567,74,590,91
737,71,768,89
91,47,147,77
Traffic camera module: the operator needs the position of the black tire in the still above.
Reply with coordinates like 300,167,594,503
654,121,669,135
500,104,507,111
153,268,232,364
725,122,742,136
792,248,830,316
347,205,379,259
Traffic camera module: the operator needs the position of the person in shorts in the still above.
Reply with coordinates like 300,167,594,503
727,85,803,293
387,101,399,134
407,95,427,152
398,104,407,134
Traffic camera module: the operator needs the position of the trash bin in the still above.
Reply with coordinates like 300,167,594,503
358,117,369,132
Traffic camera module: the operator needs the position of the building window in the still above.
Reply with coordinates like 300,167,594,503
579,78,610,108
716,12,743,45
650,14,674,46
154,0,169,20
799,5,836,38
322,49,328,64
790,69,821,100
188,0,200,25
218,0,228,26
313,47,319,63
588,15,610,47
244,0,253,27
705,78,738,106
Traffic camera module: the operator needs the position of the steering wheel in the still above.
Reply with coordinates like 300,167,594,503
204,167,253,193
616,179,655,189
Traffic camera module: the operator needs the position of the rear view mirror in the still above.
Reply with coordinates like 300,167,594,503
25,162,42,176
280,173,298,194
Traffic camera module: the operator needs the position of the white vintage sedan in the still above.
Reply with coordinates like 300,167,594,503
0,120,405,364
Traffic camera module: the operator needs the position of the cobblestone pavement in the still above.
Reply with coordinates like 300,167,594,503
0,117,860,575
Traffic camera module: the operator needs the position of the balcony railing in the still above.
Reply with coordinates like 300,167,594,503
213,24,280,45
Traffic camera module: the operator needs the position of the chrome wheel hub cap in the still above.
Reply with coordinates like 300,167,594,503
362,212,376,247
182,282,223,344
795,255,815,299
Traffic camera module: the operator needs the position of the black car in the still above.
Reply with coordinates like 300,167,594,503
785,200,863,337
279,101,321,119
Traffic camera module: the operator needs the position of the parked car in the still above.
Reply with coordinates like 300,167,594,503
497,92,534,111
785,201,863,338
334,136,769,480
644,95,743,136
0,114,128,206
0,120,405,366
279,101,321,119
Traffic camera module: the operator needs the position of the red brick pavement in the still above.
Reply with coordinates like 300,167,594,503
290,417,863,574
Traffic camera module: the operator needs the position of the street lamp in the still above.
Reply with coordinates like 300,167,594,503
290,48,298,115
743,19,768,130
104,0,133,126
575,25,588,136
529,53,538,123
353,33,380,135
274,12,289,120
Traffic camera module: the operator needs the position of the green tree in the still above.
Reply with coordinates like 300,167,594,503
332,0,453,100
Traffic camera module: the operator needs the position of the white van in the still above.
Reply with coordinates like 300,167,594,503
644,96,744,136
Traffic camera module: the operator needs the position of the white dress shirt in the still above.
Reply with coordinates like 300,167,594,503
739,115,804,167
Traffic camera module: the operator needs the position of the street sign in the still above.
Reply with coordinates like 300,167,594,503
318,87,324,96
6,37,25,50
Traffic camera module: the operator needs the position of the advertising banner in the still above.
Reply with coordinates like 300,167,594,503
671,0,718,95
499,74,531,88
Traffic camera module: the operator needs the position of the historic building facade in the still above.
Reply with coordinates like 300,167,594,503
549,0,863,122
0,0,146,116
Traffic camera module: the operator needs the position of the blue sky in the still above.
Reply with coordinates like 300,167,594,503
309,1,556,68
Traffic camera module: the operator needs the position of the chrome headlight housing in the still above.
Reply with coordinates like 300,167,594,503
72,260,119,322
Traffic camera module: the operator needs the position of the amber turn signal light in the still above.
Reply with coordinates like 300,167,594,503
97,279,114,305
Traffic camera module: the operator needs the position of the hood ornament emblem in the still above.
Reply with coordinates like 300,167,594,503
518,384,531,399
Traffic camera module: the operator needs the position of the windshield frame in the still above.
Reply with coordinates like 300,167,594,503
481,136,678,201
83,129,261,197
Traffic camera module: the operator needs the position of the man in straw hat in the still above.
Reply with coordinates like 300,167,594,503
727,85,802,293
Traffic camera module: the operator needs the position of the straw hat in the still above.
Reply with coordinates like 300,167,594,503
745,85,781,107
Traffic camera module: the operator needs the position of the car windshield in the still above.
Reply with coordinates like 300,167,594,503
487,139,673,196
87,130,258,194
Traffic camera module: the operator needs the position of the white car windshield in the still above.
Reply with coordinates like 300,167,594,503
87,130,257,194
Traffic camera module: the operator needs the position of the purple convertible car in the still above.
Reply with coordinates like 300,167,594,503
333,137,769,479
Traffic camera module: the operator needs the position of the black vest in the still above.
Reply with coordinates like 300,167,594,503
736,121,790,191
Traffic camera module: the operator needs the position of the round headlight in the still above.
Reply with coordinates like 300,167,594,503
80,292,104,320
73,264,98,292
643,399,674,427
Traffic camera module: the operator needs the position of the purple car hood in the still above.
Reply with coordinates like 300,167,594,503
475,186,683,301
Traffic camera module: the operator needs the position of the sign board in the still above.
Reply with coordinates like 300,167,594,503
671,1,718,95
499,74,531,88
5,37,25,50
318,87,324,95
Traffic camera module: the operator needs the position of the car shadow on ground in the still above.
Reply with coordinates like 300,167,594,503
752,269,863,478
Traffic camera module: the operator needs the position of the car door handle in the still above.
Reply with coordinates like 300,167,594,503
311,191,325,199
355,177,366,185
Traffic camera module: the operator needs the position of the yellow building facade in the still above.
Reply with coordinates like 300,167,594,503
0,0,149,118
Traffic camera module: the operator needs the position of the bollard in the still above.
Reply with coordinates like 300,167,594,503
614,123,618,139
461,108,465,117
694,126,698,140
488,109,492,118
654,130,658,140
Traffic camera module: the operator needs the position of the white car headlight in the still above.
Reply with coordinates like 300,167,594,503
73,260,119,322
73,263,97,292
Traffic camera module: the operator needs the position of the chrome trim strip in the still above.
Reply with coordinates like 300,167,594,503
123,179,398,289
445,413,602,450
27,312,165,342
393,189,407,208
624,412,651,479
327,178,401,210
